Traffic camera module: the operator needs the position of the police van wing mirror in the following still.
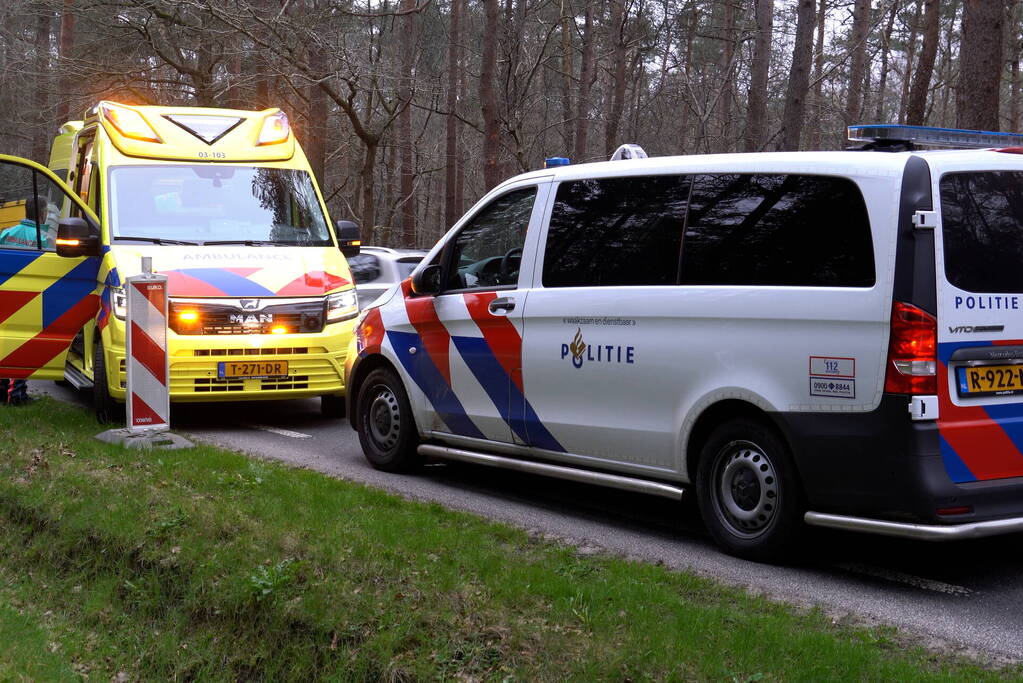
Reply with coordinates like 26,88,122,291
411,263,441,296
55,217,100,258
336,220,361,258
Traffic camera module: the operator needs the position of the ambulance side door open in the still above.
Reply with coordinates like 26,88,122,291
0,155,101,380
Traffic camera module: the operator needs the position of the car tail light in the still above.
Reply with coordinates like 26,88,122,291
884,301,937,395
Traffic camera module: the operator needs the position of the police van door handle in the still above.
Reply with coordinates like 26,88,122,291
489,297,515,314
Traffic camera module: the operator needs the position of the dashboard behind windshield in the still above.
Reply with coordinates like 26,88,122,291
108,165,332,246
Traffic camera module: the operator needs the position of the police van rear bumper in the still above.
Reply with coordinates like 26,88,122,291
775,394,1023,540
803,510,1023,541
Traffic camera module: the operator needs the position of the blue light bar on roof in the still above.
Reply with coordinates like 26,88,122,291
545,157,570,168
848,124,1023,149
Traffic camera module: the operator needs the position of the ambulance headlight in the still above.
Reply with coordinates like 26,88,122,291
326,290,358,322
112,287,127,320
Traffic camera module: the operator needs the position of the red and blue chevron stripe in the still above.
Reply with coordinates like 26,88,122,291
937,340,1023,483
160,267,349,297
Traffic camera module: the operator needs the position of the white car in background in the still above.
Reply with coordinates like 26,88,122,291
348,246,427,309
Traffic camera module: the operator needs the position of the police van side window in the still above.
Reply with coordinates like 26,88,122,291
680,174,875,287
940,171,1023,293
542,175,690,287
445,187,535,291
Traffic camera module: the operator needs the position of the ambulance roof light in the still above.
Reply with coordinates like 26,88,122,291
257,111,290,146
99,102,163,144
610,144,648,161
545,157,570,168
848,124,1023,150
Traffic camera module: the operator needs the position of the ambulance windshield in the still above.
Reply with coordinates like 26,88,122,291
108,165,332,246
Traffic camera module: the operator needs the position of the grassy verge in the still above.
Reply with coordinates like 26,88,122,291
0,397,1017,681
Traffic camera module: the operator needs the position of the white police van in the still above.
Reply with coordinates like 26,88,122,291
345,125,1023,561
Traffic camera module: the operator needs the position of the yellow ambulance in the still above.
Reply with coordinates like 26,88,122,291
0,101,360,421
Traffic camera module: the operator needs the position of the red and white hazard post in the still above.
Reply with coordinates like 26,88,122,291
125,257,170,432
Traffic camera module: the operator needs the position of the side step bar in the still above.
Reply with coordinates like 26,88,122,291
804,511,1023,541
417,444,686,500
63,363,94,390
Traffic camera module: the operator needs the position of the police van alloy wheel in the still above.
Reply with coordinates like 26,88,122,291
696,418,802,562
93,342,125,425
357,367,421,472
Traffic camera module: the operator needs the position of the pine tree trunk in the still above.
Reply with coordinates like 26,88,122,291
604,0,628,156
444,0,462,227
898,0,923,123
906,0,940,126
55,0,75,124
958,0,1006,130
481,0,501,189
811,0,827,148
844,0,872,127
560,2,574,150
744,0,773,151
874,1,900,121
777,0,816,151
574,1,595,162
398,0,417,244
32,3,50,163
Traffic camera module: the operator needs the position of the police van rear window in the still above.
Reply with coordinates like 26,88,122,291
941,171,1023,293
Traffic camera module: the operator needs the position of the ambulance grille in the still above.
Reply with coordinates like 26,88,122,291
193,378,245,393
193,347,310,357
261,375,309,391
169,300,325,335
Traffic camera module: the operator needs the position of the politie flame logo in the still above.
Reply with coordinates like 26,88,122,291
569,328,586,369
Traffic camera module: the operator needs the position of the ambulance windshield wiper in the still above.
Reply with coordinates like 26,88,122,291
202,239,279,246
115,236,202,245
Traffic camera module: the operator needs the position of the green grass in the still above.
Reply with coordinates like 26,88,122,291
0,396,1017,681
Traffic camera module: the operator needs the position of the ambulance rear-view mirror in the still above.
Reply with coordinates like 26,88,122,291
336,220,361,258
411,263,441,295
55,217,100,258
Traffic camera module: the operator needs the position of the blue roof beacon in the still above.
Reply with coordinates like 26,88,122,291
544,157,570,168
848,124,1023,150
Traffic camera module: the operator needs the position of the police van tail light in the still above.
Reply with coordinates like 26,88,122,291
884,301,937,395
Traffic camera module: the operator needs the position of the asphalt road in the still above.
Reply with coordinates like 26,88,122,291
34,381,1023,663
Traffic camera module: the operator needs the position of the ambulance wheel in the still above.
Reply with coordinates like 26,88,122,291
696,418,803,563
93,343,124,425
356,367,421,472
320,394,346,418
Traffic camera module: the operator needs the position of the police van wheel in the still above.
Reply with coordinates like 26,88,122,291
93,343,124,425
696,418,803,563
357,367,421,472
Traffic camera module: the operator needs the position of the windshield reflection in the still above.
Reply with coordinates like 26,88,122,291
109,165,332,246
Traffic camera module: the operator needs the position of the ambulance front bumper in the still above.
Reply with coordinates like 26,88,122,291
803,511,1023,541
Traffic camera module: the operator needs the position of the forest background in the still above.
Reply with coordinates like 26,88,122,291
0,0,1014,247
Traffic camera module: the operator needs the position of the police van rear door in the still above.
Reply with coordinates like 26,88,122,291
934,152,1023,483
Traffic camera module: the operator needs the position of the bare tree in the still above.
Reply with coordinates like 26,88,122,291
958,0,1006,130
777,0,817,150
906,0,939,125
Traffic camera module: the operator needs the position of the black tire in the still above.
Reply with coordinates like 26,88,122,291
93,342,125,425
356,367,421,472
695,418,803,563
320,394,346,418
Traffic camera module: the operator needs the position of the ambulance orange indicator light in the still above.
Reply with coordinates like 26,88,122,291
100,102,163,143
257,112,290,146
55,238,81,247
178,310,199,323
270,325,288,335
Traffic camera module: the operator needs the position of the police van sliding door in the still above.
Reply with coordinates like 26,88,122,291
0,159,100,381
519,172,885,478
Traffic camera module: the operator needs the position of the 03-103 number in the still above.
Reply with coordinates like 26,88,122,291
197,151,226,159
